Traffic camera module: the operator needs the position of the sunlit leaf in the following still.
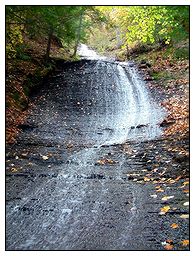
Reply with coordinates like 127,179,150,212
180,214,189,219
161,195,174,201
159,205,170,215
170,223,179,229
42,155,49,160
156,188,164,193
144,177,150,182
164,244,173,250
181,240,189,246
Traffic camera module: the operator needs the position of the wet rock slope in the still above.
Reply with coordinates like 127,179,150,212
6,46,189,250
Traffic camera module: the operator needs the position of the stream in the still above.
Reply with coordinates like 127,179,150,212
6,45,189,250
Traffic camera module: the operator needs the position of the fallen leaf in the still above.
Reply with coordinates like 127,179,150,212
21,153,28,157
175,175,182,181
156,188,164,193
127,173,140,177
96,158,117,165
11,167,18,172
170,223,179,229
96,160,105,165
150,194,157,198
162,196,174,201
167,179,176,184
67,143,74,148
42,155,49,160
106,159,116,164
183,202,189,206
180,214,189,219
144,177,150,182
183,181,189,186
159,205,171,215
181,240,189,246
164,244,173,250
137,180,144,184
166,239,173,244
183,189,189,193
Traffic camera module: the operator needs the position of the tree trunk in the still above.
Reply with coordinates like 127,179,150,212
126,44,130,59
72,11,83,57
45,28,53,61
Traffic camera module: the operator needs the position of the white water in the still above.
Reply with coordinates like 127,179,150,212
78,44,165,146
78,44,107,60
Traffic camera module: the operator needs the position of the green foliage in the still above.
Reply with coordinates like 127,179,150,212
6,24,24,59
88,6,189,54
115,6,189,46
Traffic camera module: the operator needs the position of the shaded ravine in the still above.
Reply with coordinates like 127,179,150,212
6,45,169,250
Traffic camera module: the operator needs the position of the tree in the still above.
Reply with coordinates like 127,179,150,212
6,6,95,60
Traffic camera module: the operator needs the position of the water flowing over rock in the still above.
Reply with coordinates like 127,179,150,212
6,45,170,250
77,44,165,146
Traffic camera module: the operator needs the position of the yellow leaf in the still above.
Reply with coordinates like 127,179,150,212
156,188,164,193
183,181,189,186
181,240,189,246
144,177,150,182
159,205,170,215
107,159,115,164
96,160,105,165
170,223,179,229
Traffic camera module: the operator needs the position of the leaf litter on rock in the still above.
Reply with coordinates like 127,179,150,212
159,205,171,215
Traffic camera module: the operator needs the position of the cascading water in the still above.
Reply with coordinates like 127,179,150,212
77,44,165,146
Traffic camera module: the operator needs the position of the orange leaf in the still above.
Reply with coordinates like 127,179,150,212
164,244,173,250
170,223,179,229
159,205,170,215
166,239,173,244
181,240,189,246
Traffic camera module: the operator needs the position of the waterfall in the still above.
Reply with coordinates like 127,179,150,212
78,44,165,146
